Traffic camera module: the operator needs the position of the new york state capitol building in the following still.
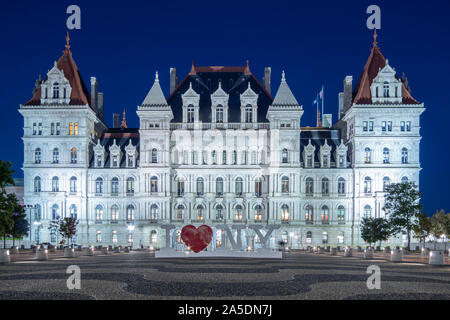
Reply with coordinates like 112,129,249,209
19,34,425,250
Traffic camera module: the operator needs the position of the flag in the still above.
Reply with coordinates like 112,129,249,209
319,86,324,100
312,96,319,106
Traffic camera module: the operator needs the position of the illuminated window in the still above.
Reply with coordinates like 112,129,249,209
95,205,103,221
281,204,289,221
69,122,73,136
281,176,289,193
150,204,158,220
234,205,243,221
71,148,78,164
321,206,329,224
112,231,118,243
305,205,313,224
111,206,119,221
254,205,263,221
74,122,79,136
235,177,243,196
337,206,345,224
35,148,42,164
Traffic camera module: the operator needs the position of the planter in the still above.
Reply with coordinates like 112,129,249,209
330,248,337,256
357,246,362,252
10,246,19,254
400,248,408,255
421,248,430,258
36,249,48,261
429,251,444,266
0,249,10,264
85,246,94,256
101,247,109,255
48,245,56,253
344,247,353,257
124,247,130,253
383,246,390,253
64,248,75,258
114,247,120,253
390,249,403,262
364,248,374,259
375,246,381,251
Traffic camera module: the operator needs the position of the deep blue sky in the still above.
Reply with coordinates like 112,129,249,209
0,0,448,215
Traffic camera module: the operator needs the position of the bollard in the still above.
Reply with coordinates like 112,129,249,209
64,247,75,258
102,247,109,255
390,249,403,262
429,251,444,266
36,248,48,261
364,247,374,259
344,247,353,257
0,249,10,264
330,248,337,256
421,248,430,258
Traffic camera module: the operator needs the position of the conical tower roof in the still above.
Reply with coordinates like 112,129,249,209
272,71,300,106
141,72,169,107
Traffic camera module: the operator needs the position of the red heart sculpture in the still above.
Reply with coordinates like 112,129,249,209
181,225,213,253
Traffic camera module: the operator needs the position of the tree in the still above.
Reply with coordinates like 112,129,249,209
430,210,449,250
412,212,432,249
0,160,15,248
11,202,29,247
384,182,422,249
57,217,79,247
361,217,391,247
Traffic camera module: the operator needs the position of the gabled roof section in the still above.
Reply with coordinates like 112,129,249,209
353,32,419,105
24,33,91,106
141,72,170,107
272,71,300,107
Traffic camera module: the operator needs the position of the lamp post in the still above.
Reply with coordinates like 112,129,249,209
25,205,35,247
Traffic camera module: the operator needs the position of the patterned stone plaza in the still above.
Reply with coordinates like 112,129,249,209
0,250,449,300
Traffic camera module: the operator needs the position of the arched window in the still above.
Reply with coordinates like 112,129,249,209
305,205,313,224
196,177,204,196
254,205,263,221
234,205,243,221
151,176,158,193
216,104,224,123
216,205,224,220
126,205,135,221
151,149,158,163
212,151,217,164
51,204,59,220
177,178,185,196
70,176,77,193
71,148,78,164
70,205,77,220
187,104,195,123
338,178,345,195
196,205,204,220
306,231,312,244
255,178,262,197
364,177,372,193
337,206,345,224
364,147,371,164
321,178,329,196
112,230,118,243
95,178,103,194
235,177,243,196
281,176,289,193
96,231,102,243
281,149,289,164
383,147,390,164
111,205,119,221
150,204,158,220
364,205,372,218
216,177,224,196
321,206,329,224
53,148,59,163
34,176,41,193
305,178,314,195
322,232,328,244
52,177,59,192
401,176,409,183
337,232,344,244
402,148,409,164
53,83,60,99
232,151,237,165
34,205,41,221
95,205,103,221
383,82,389,97
111,177,119,195
245,104,253,123
150,230,157,244
175,205,184,220
383,177,391,192
35,148,41,164
127,177,135,194
281,204,289,221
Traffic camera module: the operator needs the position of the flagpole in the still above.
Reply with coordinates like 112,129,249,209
322,85,324,124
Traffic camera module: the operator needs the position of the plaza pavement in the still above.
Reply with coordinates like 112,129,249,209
0,249,449,300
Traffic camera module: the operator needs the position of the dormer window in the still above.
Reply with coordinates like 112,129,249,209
187,105,195,123
97,155,102,167
383,82,389,97
306,154,313,168
338,155,345,168
281,149,289,164
322,155,329,168
216,105,224,123
53,83,60,99
245,105,253,123
112,155,118,167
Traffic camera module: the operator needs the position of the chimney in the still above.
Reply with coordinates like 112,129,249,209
97,93,104,122
170,68,178,94
113,113,121,128
338,92,344,120
323,114,333,128
263,67,271,95
343,76,353,113
90,77,98,111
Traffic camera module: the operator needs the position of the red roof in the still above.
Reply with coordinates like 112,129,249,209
24,47,91,106
353,45,419,105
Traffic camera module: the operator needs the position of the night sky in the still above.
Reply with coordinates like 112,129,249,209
0,0,448,215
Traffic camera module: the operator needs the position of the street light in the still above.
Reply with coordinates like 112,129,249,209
25,205,35,247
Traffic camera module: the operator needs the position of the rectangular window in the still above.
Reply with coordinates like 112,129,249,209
382,121,386,132
69,122,73,136
56,123,61,135
339,155,345,168
74,122,79,136
38,123,43,136
306,155,313,168
363,121,368,132
33,123,37,136
387,121,392,132
400,121,405,132
51,123,55,135
369,121,374,132
406,121,411,132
